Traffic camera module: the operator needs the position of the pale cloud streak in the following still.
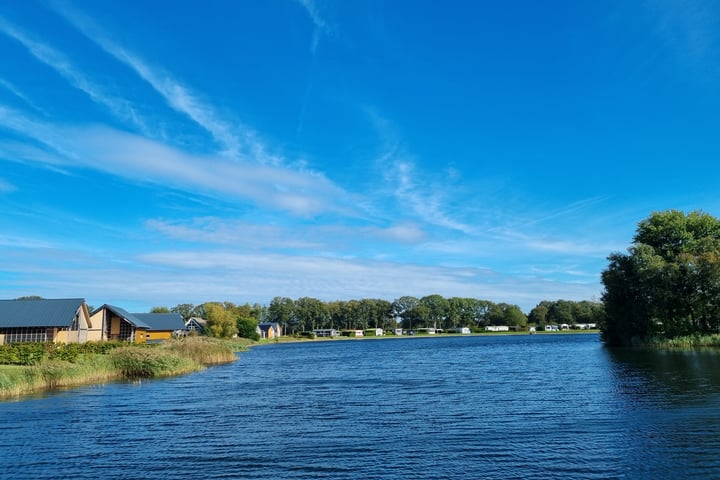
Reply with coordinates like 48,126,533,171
52,2,280,163
391,160,474,233
296,0,330,55
146,217,426,252
0,77,47,114
0,16,149,133
0,106,355,217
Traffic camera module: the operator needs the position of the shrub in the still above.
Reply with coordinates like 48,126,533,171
0,343,46,365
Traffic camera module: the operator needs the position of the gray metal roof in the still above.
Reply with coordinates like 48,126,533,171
0,298,85,328
98,305,152,329
133,313,185,331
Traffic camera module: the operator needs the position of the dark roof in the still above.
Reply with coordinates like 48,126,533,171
0,298,85,328
93,306,184,331
133,313,185,331
95,305,151,329
258,322,280,329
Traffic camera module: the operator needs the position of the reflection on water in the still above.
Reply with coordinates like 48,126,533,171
609,347,720,404
2,334,720,479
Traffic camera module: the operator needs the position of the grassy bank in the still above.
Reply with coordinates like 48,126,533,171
643,334,720,349
0,337,249,399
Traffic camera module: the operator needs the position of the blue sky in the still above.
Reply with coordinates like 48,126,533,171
1,0,719,312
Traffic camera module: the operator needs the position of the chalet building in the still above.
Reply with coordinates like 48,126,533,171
90,305,185,343
184,317,207,334
484,325,510,332
313,328,339,337
257,322,282,339
0,298,99,345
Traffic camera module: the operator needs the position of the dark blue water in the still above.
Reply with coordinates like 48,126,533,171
3,334,720,479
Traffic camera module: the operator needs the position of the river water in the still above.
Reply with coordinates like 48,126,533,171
2,333,720,479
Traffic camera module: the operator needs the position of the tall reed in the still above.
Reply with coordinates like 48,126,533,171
0,336,250,398
645,334,720,349
163,337,237,365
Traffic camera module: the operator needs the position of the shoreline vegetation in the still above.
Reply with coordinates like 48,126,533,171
4,329,720,400
1,331,594,399
0,336,251,399
639,334,720,349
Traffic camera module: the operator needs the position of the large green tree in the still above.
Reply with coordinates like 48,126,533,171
266,296,296,334
601,210,720,346
204,303,239,338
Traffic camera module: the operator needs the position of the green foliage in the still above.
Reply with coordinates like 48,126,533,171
171,303,196,321
236,317,260,341
0,343,45,365
150,306,171,313
109,346,198,378
267,296,295,334
0,341,126,366
486,303,527,327
528,300,603,328
0,337,247,397
602,210,720,346
645,334,720,349
204,303,239,338
294,297,328,332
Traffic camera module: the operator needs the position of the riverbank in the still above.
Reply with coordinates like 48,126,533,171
0,337,252,399
640,334,720,349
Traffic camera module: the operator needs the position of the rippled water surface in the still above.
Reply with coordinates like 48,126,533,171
3,334,720,479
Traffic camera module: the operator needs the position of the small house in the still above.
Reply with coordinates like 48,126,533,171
90,305,184,343
313,328,339,337
447,327,471,334
257,322,282,339
185,317,207,334
134,313,185,342
484,325,509,332
340,329,364,337
416,328,437,334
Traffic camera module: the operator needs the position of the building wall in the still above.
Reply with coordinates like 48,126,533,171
146,330,174,342
134,328,148,343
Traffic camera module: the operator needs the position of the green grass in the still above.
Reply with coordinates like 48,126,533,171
644,334,720,349
0,336,248,399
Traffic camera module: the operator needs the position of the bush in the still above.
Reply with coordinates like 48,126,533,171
0,343,46,365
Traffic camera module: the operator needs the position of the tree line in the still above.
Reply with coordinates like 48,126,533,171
601,209,720,346
153,296,603,339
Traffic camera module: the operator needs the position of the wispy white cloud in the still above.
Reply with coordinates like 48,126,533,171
390,160,474,233
52,2,280,163
0,106,354,217
72,127,351,216
0,77,47,115
0,16,149,133
146,217,426,252
145,218,324,250
293,0,333,135
296,0,331,55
